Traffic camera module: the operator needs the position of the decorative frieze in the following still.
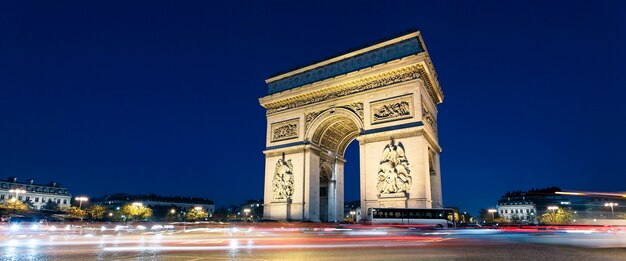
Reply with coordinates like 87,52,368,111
370,94,413,124
344,102,364,120
422,103,437,135
265,65,424,114
305,110,324,131
271,119,299,142
377,140,411,196
272,158,294,201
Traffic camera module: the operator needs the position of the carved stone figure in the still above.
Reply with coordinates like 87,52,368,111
422,104,437,134
272,158,295,200
377,140,411,195
272,123,298,141
373,101,410,121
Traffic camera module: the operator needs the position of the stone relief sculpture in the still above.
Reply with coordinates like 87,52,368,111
422,103,437,135
271,119,299,142
377,140,412,195
373,101,411,121
272,158,295,201
305,102,364,131
370,94,413,124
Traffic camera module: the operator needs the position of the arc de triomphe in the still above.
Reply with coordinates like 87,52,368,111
259,31,444,222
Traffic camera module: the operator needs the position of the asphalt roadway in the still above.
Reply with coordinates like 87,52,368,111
2,224,626,260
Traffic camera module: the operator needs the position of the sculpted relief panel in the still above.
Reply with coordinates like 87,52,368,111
422,103,438,135
377,140,412,196
272,158,294,201
370,94,414,124
305,102,363,131
271,119,299,142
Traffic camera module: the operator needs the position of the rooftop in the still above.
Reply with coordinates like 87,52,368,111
265,30,426,95
1,177,66,188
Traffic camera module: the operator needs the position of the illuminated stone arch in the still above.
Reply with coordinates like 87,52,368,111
306,107,363,156
260,31,444,221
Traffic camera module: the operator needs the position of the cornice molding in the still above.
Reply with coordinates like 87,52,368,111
262,64,440,115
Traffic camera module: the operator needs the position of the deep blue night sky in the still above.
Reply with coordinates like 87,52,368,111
1,1,625,215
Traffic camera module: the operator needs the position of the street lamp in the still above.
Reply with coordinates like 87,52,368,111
132,202,143,207
75,196,88,208
8,189,26,214
350,210,357,222
604,202,618,218
547,206,558,213
243,208,251,221
488,209,497,220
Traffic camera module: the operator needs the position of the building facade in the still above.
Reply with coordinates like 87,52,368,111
496,188,572,223
497,198,537,222
0,177,72,210
94,193,215,216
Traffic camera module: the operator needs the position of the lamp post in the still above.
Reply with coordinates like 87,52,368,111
243,208,251,221
487,209,497,221
75,196,88,208
8,189,26,214
604,202,618,218
547,206,558,224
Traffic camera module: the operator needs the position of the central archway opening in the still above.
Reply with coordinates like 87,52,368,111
308,110,362,222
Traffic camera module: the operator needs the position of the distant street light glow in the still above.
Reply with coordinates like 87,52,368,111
488,209,497,220
604,202,618,218
75,196,89,208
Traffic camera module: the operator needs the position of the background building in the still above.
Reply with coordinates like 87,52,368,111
344,200,362,222
497,196,537,222
94,193,214,217
495,187,625,224
0,177,71,210
239,199,264,221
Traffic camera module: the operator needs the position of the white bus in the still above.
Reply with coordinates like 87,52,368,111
367,208,456,228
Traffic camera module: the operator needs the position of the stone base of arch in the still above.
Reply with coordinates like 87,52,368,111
262,126,442,222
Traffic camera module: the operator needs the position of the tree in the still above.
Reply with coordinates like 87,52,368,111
43,201,59,211
185,208,208,222
121,203,153,221
492,217,510,224
540,207,574,225
68,206,86,219
0,199,28,212
87,205,107,220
